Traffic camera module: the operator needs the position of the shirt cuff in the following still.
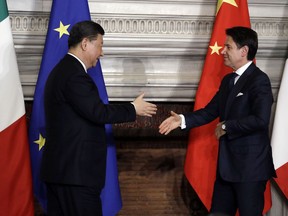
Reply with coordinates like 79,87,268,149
130,102,136,109
179,114,186,129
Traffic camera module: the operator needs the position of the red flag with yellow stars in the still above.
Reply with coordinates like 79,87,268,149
184,0,272,214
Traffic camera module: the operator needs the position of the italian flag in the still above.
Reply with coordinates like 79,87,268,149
0,0,34,215
271,59,288,199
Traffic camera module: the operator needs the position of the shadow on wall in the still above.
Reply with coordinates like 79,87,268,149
121,58,149,99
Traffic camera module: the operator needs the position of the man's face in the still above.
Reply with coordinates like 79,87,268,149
221,35,244,70
86,34,104,68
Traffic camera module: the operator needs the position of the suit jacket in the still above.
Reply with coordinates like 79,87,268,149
41,54,136,188
184,63,276,182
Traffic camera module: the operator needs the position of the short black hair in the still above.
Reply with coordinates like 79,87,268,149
226,26,258,60
68,20,105,48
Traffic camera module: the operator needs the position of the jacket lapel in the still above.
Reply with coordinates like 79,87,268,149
224,63,256,118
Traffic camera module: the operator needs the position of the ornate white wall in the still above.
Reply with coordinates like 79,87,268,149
6,0,288,214
7,0,288,102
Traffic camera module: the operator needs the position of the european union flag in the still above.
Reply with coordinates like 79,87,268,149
28,0,122,215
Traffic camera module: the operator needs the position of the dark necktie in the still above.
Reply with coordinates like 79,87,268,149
228,73,238,91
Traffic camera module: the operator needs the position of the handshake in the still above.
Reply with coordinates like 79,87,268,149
133,93,182,136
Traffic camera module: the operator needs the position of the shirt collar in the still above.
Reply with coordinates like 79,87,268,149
235,61,252,77
68,52,87,73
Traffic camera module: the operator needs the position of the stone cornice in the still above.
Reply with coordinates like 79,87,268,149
8,11,288,101
10,11,288,37
10,12,288,59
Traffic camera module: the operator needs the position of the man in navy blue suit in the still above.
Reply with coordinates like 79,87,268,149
159,26,276,216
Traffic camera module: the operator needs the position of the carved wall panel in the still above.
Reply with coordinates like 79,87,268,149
9,12,288,101
7,0,288,102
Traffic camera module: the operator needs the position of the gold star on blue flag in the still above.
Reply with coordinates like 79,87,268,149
34,133,46,150
54,21,70,38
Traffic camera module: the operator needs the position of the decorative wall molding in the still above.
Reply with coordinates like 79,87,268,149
10,12,288,38
10,11,288,102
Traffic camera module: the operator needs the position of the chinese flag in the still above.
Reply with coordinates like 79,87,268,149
184,0,272,214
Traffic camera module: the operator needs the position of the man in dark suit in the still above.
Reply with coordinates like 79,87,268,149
159,26,276,216
41,20,157,216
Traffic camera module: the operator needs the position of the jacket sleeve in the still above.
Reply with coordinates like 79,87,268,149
64,70,136,124
184,90,220,130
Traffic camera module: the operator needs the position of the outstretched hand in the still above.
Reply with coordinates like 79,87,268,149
159,111,181,135
133,93,157,117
